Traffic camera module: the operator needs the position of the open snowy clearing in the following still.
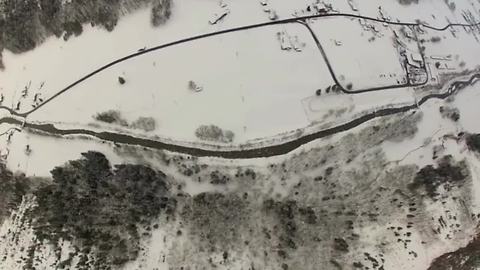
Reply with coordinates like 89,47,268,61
0,0,478,148
420,26,480,86
308,17,421,90
2,1,480,270
382,81,480,168
302,87,415,124
1,0,479,112
27,23,333,144
453,80,480,134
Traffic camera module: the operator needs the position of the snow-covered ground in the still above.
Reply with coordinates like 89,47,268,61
1,1,480,269
382,79,480,168
1,78,480,270
308,17,411,90
303,87,415,124
26,22,331,144
0,0,479,147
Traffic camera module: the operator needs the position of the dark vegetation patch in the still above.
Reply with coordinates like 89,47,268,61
263,199,318,257
428,234,480,270
409,156,467,198
444,0,456,11
94,110,156,132
94,110,129,126
466,134,480,153
32,152,176,268
333,238,349,252
151,0,172,26
398,0,420,5
195,124,235,143
0,163,36,223
182,192,250,251
439,106,460,122
209,170,230,185
0,0,172,68
130,116,156,132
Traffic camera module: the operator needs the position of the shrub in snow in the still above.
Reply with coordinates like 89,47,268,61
151,0,172,26
0,52,4,70
62,20,83,41
94,111,157,132
94,110,128,126
466,134,480,153
0,163,33,223
188,80,203,92
397,0,419,6
131,117,156,132
195,125,235,143
409,155,467,198
439,106,460,122
224,130,235,142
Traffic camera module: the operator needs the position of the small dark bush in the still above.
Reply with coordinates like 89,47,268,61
94,110,128,126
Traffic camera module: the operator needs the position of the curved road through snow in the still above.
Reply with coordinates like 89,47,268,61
1,73,478,158
0,12,479,117
0,11,479,158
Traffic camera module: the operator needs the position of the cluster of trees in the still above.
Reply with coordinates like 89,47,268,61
466,134,480,153
131,116,156,132
263,199,318,259
443,0,456,11
94,110,129,126
0,163,33,223
397,0,420,6
94,110,156,132
195,125,235,143
33,152,176,267
439,106,460,122
409,155,467,198
183,192,248,250
0,0,172,67
428,234,480,270
0,0,43,54
151,0,172,27
398,0,455,10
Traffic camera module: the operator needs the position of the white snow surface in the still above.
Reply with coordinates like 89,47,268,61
1,0,480,146
1,1,480,269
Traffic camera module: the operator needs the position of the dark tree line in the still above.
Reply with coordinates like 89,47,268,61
32,151,176,268
0,163,34,223
0,0,172,68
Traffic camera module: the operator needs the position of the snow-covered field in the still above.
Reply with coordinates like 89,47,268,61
26,22,331,144
1,0,480,269
0,0,479,147
308,17,411,90
421,26,480,86
382,77,480,169
303,87,415,124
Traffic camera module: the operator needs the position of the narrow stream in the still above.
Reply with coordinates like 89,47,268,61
0,74,478,159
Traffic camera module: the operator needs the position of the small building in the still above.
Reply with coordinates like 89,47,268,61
407,53,424,68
